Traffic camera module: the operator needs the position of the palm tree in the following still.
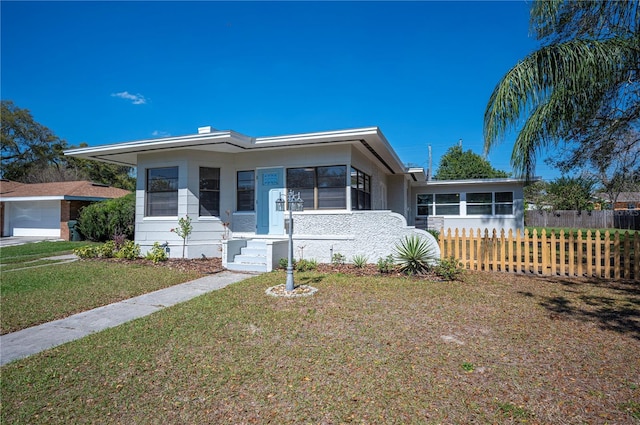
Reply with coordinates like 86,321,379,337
483,0,639,178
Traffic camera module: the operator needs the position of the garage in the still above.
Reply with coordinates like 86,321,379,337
5,200,61,237
1,180,131,240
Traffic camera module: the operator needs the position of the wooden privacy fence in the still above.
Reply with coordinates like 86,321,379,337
438,228,639,281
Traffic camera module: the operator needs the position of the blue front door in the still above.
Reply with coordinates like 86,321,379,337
256,168,284,235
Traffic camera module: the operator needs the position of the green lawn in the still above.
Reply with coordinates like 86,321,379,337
2,270,638,424
0,241,92,265
1,259,201,334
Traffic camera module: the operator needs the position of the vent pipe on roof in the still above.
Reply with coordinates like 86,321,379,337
198,126,217,134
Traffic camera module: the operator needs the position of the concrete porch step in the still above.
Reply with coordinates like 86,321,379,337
226,239,269,273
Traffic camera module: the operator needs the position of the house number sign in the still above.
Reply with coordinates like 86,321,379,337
262,173,279,186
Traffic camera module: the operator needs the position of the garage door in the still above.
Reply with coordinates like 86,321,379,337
6,200,61,237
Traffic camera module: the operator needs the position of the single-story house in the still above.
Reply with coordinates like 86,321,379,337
596,192,640,210
65,126,526,272
0,180,130,240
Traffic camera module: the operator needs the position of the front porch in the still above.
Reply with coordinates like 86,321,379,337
222,210,440,273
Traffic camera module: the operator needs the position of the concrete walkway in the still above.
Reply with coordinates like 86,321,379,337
0,271,253,366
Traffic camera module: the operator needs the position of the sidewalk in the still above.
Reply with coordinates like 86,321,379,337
0,271,253,366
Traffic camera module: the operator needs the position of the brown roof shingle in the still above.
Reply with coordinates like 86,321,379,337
0,180,130,199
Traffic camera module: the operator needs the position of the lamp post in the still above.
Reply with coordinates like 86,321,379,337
276,190,304,291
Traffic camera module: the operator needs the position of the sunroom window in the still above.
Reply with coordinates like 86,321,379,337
287,166,347,210
351,167,371,210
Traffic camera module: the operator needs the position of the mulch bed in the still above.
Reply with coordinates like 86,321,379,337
101,257,225,275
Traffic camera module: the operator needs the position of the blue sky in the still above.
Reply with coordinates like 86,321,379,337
2,1,558,178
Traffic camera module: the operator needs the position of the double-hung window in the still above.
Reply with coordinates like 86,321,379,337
495,192,514,215
351,167,371,210
237,170,255,211
467,192,493,215
146,167,178,216
199,167,220,217
417,194,433,216
286,166,347,210
435,193,460,215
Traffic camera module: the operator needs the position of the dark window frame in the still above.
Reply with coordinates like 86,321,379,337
236,170,255,212
286,165,347,210
350,167,371,210
199,167,221,217
145,166,179,217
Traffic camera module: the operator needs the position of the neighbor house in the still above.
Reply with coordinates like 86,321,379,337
65,126,526,271
0,180,130,240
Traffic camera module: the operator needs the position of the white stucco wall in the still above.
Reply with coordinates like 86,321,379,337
284,210,440,264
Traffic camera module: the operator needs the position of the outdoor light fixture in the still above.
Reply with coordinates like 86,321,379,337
276,190,304,291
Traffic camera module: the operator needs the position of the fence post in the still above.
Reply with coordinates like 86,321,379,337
614,232,621,280
559,229,566,276
595,230,602,279
604,230,611,279
550,230,557,276
635,232,640,281
624,231,631,279
586,230,593,277
516,228,522,273
532,229,539,274
540,229,549,275
568,231,575,277
577,231,584,277
461,228,468,269
499,229,506,272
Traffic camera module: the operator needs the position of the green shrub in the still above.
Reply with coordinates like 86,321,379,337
435,256,465,281
74,245,99,259
394,235,438,275
77,193,135,242
145,242,168,264
295,258,318,272
376,255,395,273
279,257,297,269
352,254,368,268
99,240,116,258
426,229,440,241
115,240,141,260
331,253,346,265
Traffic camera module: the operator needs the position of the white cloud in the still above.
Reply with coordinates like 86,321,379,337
151,130,171,137
111,91,147,105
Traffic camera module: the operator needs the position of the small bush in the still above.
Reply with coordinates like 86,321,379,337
146,242,168,264
376,255,395,273
352,254,368,268
426,229,440,241
115,240,141,260
279,257,297,269
296,258,318,272
435,256,465,281
394,235,438,275
74,245,99,259
99,240,116,258
331,253,346,266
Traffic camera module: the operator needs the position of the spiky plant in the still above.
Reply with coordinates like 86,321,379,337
393,235,438,275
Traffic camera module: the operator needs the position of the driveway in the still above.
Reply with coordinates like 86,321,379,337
0,236,63,247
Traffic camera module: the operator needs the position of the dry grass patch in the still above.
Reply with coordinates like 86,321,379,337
2,271,638,424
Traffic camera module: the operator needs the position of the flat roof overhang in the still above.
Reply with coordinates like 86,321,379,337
64,127,408,175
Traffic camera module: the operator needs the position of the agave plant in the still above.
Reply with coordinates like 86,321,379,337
393,235,438,275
